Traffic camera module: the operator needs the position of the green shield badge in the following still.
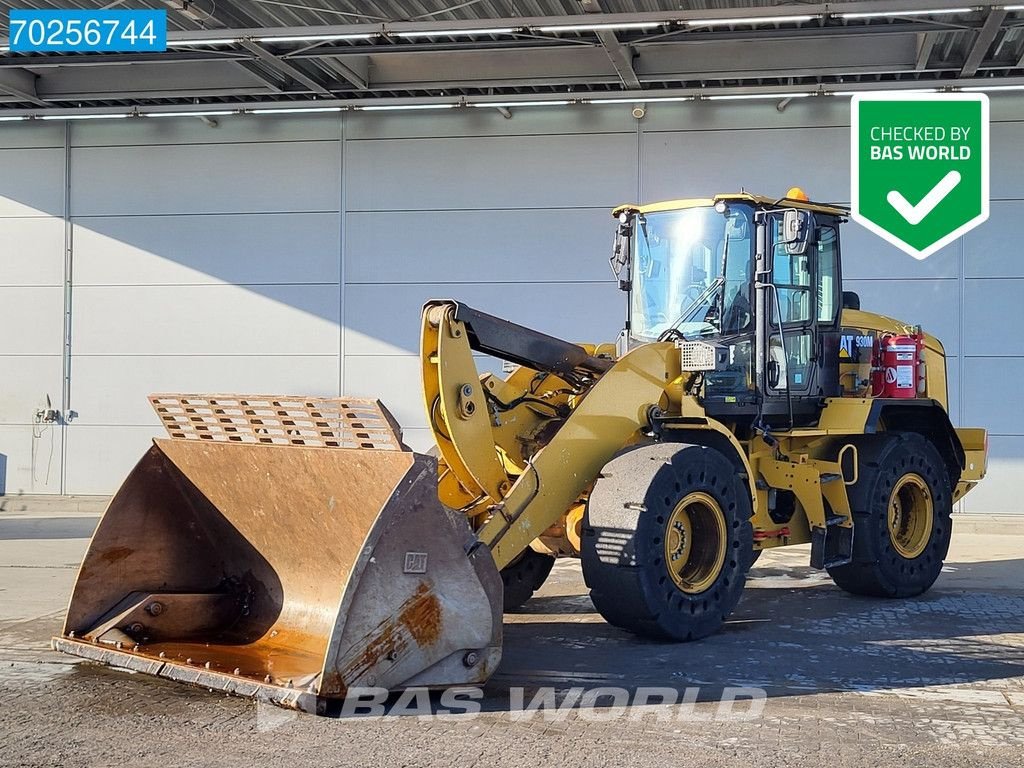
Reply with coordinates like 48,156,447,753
851,93,989,260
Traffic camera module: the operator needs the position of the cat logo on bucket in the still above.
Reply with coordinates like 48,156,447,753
404,552,429,574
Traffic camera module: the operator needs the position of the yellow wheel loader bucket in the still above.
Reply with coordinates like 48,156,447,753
53,395,502,714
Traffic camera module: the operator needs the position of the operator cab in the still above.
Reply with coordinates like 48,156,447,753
611,190,848,429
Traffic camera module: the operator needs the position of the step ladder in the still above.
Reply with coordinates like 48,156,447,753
758,455,855,570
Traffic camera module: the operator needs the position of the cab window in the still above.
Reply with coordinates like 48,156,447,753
770,221,812,326
816,226,839,324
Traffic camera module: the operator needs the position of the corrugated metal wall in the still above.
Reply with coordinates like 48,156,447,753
0,123,66,495
0,98,1021,511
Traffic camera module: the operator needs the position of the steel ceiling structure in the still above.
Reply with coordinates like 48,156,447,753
1,0,1024,116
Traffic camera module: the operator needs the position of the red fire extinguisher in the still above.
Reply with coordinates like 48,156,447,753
872,330,925,399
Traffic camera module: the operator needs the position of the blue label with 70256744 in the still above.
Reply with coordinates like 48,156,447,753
8,9,167,53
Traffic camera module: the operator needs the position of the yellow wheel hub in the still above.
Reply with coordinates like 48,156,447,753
664,491,728,594
888,473,934,559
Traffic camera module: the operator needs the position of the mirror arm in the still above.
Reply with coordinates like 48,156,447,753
610,217,634,290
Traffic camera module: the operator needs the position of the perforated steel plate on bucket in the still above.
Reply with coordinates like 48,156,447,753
150,393,403,450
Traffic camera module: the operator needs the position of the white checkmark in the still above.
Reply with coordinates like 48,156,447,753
886,170,962,225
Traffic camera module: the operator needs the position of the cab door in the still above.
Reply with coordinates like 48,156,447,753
762,213,842,425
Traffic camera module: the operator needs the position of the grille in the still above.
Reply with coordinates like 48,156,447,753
149,393,404,450
677,341,717,372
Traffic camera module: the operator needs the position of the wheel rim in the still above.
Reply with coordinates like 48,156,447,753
664,491,728,594
888,473,933,559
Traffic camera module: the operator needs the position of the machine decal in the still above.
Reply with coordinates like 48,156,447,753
404,552,429,574
839,333,874,361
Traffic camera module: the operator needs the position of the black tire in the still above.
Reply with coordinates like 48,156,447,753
501,549,555,610
429,445,556,610
827,433,953,598
581,443,753,641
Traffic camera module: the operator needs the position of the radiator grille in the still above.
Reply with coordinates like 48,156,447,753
677,341,717,372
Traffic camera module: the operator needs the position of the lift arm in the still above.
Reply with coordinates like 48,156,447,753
421,300,679,569
477,341,679,568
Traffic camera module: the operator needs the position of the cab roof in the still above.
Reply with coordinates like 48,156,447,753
612,192,849,218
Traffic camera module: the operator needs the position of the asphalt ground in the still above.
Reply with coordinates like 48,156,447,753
1,510,1023,768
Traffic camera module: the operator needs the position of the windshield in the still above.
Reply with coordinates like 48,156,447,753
630,205,754,341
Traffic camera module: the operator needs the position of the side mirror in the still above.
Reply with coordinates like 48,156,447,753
610,218,633,290
842,291,861,310
782,209,813,256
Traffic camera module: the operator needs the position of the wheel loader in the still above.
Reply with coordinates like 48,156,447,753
54,189,988,713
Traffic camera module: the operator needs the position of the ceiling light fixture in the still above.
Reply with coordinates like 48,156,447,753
248,106,344,114
143,110,237,118
393,27,518,38
687,14,816,27
960,83,1024,91
356,103,457,111
39,113,130,120
837,8,972,19
468,100,572,107
705,92,812,101
256,33,376,43
588,95,694,104
830,88,941,96
166,38,241,47
536,21,665,33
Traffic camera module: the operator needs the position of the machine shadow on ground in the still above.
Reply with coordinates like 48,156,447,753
471,558,1024,715
4,549,1022,721
305,556,1024,719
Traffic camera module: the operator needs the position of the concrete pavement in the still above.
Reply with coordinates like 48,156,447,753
1,508,1022,767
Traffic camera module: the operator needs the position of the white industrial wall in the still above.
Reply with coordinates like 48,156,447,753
0,98,1021,512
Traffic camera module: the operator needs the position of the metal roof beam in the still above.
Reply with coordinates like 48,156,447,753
34,60,280,101
960,7,1007,77
36,0,983,47
0,21,987,71
0,25,951,71
4,34,926,104
0,1,1016,109
7,75,1024,119
320,58,370,92
581,0,641,90
231,63,288,94
350,34,917,91
160,0,290,92
0,51,254,68
592,30,641,90
916,32,937,70
159,0,258,30
0,67,48,106
238,40,336,96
